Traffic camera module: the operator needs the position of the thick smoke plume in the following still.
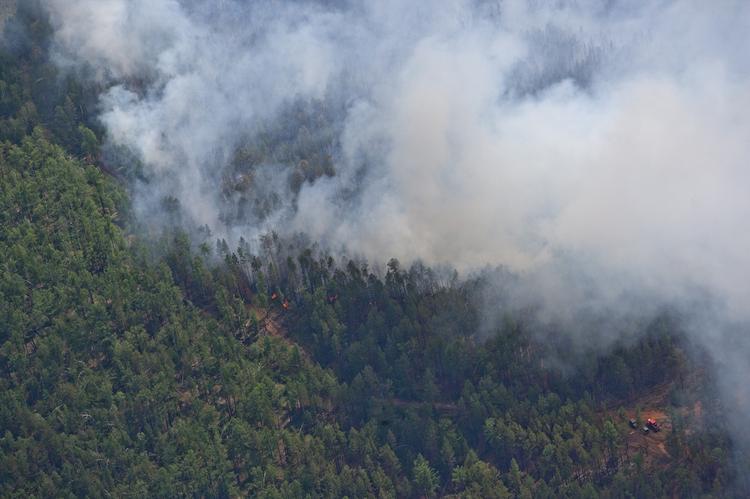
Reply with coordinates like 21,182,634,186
43,0,750,466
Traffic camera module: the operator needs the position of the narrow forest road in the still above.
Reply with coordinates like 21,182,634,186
248,304,460,414
376,398,458,413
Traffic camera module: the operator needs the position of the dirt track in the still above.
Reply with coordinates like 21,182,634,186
616,382,675,466
617,381,701,468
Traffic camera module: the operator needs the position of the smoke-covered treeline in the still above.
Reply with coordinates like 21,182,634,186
43,0,750,456
42,0,750,271
34,0,750,481
2,3,750,494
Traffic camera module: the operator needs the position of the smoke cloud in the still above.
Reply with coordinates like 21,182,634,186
43,0,750,465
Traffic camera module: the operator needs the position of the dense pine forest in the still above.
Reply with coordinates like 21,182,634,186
1,3,748,498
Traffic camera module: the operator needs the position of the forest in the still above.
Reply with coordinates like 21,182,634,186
1,3,748,498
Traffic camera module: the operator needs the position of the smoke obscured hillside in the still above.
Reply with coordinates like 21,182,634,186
38,0,750,479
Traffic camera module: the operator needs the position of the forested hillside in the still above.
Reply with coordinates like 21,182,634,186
0,4,746,498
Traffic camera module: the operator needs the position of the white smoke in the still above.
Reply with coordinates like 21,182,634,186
44,0,750,461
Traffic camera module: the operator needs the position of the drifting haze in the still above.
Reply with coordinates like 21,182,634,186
43,0,750,460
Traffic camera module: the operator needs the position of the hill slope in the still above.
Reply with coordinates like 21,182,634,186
0,6,745,498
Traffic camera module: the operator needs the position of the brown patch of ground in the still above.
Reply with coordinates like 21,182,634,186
692,400,702,419
248,306,284,338
625,407,672,464
615,382,675,467
247,305,311,361
616,372,706,471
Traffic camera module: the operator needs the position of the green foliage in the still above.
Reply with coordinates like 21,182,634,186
0,6,743,497
412,454,439,497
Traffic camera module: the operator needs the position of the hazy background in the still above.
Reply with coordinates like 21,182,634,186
41,0,750,468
